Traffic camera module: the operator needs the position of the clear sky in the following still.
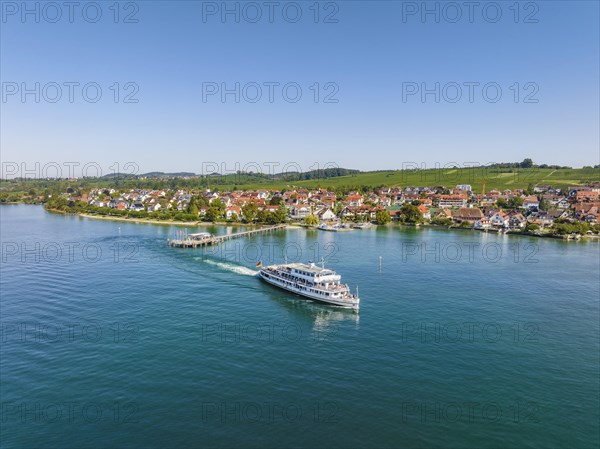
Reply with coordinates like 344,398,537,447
1,0,599,177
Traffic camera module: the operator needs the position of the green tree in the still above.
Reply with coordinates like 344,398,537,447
525,183,534,195
375,210,391,225
334,202,343,216
242,203,258,223
270,196,283,206
552,221,589,235
187,197,199,216
525,223,540,233
272,204,288,223
400,204,422,224
256,209,269,223
211,199,225,211
508,196,524,208
520,158,534,168
204,206,223,222
432,217,453,226
304,215,319,226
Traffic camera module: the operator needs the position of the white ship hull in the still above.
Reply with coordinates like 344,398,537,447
258,267,359,309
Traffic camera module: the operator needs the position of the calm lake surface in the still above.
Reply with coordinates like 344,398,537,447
1,205,599,448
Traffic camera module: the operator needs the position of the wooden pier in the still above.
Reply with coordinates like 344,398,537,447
167,224,288,248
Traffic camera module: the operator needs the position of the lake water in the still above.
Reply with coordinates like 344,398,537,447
1,205,599,448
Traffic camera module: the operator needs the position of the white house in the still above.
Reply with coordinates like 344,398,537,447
317,208,337,221
489,212,509,227
130,203,145,212
438,195,468,208
474,218,492,230
291,206,311,219
555,197,570,209
522,196,540,209
508,213,527,229
225,206,242,220
345,194,364,207
256,190,270,200
147,203,162,212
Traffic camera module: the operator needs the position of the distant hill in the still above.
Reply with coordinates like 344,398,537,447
140,172,197,178
99,172,197,179
98,168,361,181
274,168,361,181
99,173,136,179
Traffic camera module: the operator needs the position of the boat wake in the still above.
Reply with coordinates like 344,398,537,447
201,259,259,277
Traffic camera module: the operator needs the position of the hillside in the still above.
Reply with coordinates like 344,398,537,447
1,167,598,195
203,167,599,192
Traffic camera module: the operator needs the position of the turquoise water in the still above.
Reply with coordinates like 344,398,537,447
1,205,599,448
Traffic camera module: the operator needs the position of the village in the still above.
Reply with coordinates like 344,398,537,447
46,182,600,237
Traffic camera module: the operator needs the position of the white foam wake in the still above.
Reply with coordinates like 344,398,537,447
203,259,259,276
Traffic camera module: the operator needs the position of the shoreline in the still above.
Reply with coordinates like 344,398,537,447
13,205,600,241
75,212,598,240
77,212,303,230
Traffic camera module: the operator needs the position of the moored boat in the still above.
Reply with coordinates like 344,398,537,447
318,223,353,232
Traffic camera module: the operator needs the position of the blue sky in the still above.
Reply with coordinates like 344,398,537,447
1,1,599,176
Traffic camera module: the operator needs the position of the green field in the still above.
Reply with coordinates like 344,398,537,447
221,167,600,192
1,167,599,196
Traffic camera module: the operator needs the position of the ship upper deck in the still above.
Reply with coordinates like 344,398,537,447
282,263,336,276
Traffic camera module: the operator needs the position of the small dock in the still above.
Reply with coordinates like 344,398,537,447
167,224,287,248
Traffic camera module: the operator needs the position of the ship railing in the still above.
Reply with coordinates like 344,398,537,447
267,273,351,294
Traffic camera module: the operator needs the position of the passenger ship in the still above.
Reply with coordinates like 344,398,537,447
258,260,360,309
